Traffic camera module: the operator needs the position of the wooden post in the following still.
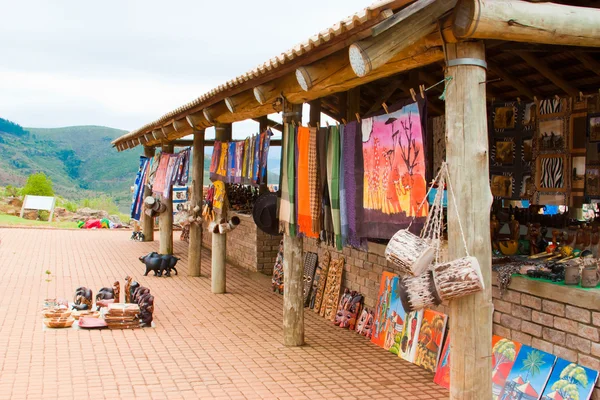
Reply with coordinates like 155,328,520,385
188,130,204,277
159,143,174,255
212,123,232,294
445,41,492,399
142,146,155,242
282,102,304,347
309,99,321,126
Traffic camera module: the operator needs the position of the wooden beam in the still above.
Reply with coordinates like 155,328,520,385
161,124,175,140
254,74,299,105
290,39,444,104
188,130,204,277
573,52,600,78
445,40,492,400
309,99,321,126
346,87,360,122
186,112,211,130
159,143,175,255
516,51,579,97
453,0,600,48
173,119,192,134
487,61,536,100
348,0,456,77
365,77,403,115
252,118,283,132
225,90,256,113
203,102,229,124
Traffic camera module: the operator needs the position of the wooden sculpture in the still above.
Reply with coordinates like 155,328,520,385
509,215,520,241
431,256,484,301
113,281,120,303
124,276,132,303
313,250,330,313
320,256,345,321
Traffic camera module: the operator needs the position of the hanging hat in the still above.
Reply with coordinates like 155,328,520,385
252,192,279,236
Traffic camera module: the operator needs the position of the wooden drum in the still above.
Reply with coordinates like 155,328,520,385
431,256,484,301
385,230,435,277
399,271,442,312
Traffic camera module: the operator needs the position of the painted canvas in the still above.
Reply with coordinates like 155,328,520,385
397,310,424,363
371,271,397,348
386,276,408,354
433,335,450,389
359,101,428,239
540,358,599,400
414,309,448,373
538,119,565,152
498,345,556,400
492,336,523,400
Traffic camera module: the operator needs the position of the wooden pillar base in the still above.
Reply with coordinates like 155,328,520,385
211,232,226,294
283,234,304,346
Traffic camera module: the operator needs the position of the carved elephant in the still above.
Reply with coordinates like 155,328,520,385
72,287,93,310
96,287,115,302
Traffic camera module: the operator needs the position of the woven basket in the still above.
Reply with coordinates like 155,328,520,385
44,317,75,328
385,230,435,276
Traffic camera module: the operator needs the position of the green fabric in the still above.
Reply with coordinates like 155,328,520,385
327,126,342,250
287,124,297,237
515,274,600,290
278,124,296,236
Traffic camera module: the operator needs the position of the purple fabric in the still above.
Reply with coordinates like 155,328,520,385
343,122,367,250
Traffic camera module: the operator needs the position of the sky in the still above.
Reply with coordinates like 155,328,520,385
0,0,374,137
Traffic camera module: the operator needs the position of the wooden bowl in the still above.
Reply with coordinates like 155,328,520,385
71,310,100,320
41,310,72,319
43,317,75,328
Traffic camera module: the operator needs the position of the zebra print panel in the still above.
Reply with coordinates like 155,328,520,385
539,98,567,115
540,157,564,189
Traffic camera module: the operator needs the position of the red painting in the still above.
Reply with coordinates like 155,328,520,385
433,335,450,389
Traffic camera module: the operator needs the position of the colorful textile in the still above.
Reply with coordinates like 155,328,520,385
147,152,160,187
131,156,150,221
308,127,321,233
213,180,226,212
278,124,296,236
297,127,318,238
343,122,367,249
259,130,271,185
339,125,347,247
327,125,342,250
241,137,250,184
234,141,244,184
358,100,428,239
247,135,255,184
162,154,179,198
152,153,171,196
216,142,228,179
171,148,190,186
210,141,222,181
227,141,236,183
318,127,333,245
252,133,262,185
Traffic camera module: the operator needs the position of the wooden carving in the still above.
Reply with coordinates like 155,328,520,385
313,250,330,313
320,256,345,321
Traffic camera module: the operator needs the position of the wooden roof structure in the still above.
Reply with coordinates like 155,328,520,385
113,0,600,151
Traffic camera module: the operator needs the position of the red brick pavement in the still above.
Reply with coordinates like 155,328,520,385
0,228,449,399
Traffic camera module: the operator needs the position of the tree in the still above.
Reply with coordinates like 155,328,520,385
493,339,517,371
520,350,545,381
21,172,54,197
551,363,589,400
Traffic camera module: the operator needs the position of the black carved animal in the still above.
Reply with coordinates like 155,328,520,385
139,294,154,326
132,286,150,303
128,281,140,303
139,252,164,276
72,287,93,310
96,287,115,302
160,255,179,276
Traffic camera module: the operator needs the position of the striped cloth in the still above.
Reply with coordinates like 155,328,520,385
297,127,318,238
327,125,342,250
278,124,297,236
343,121,367,249
308,127,321,233
339,125,347,247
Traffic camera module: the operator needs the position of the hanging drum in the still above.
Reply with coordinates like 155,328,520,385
398,270,442,312
431,256,484,301
385,230,435,277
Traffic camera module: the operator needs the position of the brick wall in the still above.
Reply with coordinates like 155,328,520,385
202,213,282,274
492,274,600,398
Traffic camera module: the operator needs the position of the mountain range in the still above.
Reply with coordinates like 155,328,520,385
0,118,280,213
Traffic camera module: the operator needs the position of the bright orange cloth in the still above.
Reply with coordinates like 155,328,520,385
297,127,319,238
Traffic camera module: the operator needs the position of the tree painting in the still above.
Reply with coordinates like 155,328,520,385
521,350,545,382
541,359,598,400
414,310,447,372
493,339,518,371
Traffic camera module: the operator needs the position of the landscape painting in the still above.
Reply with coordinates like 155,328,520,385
414,309,448,373
371,271,397,348
433,335,450,389
397,310,423,363
492,336,523,399
540,358,599,400
498,345,556,400
385,276,408,353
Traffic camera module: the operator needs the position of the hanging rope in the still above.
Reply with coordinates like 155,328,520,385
438,76,453,101
443,162,471,257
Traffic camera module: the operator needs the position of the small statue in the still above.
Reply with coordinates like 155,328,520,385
129,281,140,303
527,224,540,255
139,294,154,326
72,287,93,310
509,215,520,241
113,281,120,303
491,214,500,250
124,276,132,303
96,287,115,302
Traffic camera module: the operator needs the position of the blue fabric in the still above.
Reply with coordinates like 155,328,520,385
131,156,150,221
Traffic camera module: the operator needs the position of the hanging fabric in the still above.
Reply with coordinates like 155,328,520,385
278,124,297,236
318,127,333,245
342,121,368,250
227,141,236,184
172,148,190,186
357,99,428,239
131,156,150,221
242,137,250,185
259,129,271,185
152,153,171,196
327,125,342,250
216,141,228,180
210,141,221,181
297,126,318,238
234,141,244,184
308,127,321,234
162,154,179,198
339,125,348,247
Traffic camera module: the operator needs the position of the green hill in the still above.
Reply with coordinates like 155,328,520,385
0,119,140,212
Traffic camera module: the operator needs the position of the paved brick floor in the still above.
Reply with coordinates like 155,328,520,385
0,228,448,399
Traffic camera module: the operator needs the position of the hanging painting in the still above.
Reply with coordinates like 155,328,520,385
433,334,450,389
371,271,397,348
492,336,523,400
357,99,428,239
414,309,448,373
492,103,518,131
538,97,569,117
585,167,600,197
397,310,423,363
498,345,556,400
588,113,600,143
538,119,566,152
491,174,515,198
572,156,586,191
523,102,537,129
540,358,599,400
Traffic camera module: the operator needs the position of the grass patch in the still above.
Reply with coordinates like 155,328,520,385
0,214,78,229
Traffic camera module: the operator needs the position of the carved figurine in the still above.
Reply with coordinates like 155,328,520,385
490,214,500,251
124,276,132,303
96,287,115,302
139,295,154,326
139,252,179,277
527,224,540,255
113,281,120,303
129,281,140,304
72,287,93,311
509,215,520,241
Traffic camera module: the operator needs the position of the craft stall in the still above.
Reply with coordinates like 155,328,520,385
110,0,600,398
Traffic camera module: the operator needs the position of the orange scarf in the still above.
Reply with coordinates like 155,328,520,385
297,126,318,238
